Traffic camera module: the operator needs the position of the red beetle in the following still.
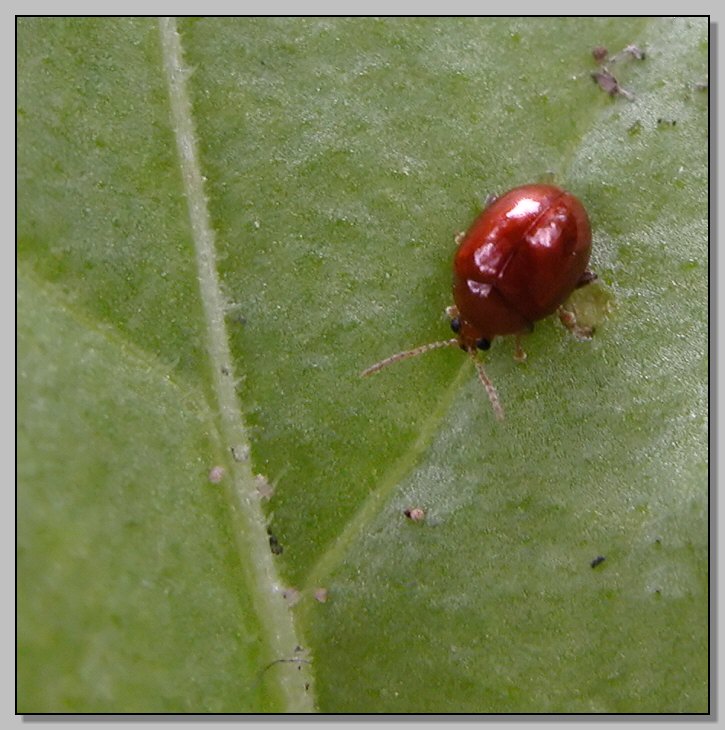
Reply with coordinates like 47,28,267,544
362,184,596,420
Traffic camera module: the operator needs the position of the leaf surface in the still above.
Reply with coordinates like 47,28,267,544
18,17,708,712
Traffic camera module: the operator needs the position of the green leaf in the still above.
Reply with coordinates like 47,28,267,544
18,17,708,713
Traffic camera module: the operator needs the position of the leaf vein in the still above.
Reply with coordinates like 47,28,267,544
159,17,314,712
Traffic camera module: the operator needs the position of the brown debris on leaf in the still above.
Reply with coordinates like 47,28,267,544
618,44,645,61
267,527,283,555
208,465,225,484
590,42,644,100
403,507,426,522
313,587,328,603
591,45,608,64
591,69,635,100
255,473,275,500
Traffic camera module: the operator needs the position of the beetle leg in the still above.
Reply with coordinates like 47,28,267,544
470,351,504,421
454,231,465,245
576,269,598,289
484,193,498,208
445,304,460,319
558,306,594,340
513,334,527,363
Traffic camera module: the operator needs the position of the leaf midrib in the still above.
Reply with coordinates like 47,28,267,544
159,17,314,712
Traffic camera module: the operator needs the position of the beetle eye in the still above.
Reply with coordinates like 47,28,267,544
450,317,461,334
476,338,491,351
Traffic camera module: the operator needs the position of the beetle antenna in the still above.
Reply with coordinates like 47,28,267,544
361,338,460,377
470,351,504,421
